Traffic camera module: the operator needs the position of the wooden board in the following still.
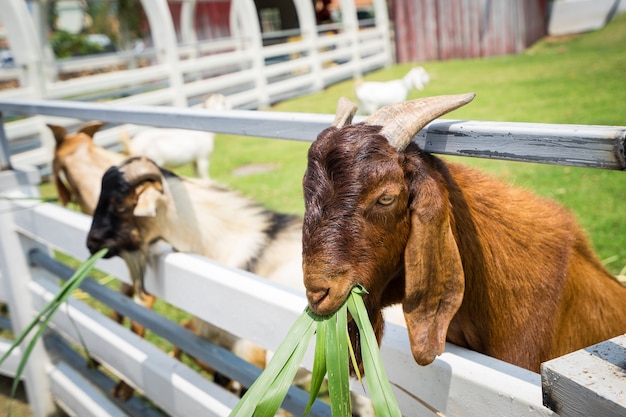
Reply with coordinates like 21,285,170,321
541,334,626,417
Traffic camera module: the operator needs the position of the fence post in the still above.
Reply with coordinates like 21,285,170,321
139,0,188,107
0,173,56,417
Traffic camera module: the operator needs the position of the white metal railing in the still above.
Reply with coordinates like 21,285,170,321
1,99,625,417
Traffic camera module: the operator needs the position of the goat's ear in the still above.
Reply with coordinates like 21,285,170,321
52,159,71,206
332,97,358,128
78,121,105,139
47,124,67,146
402,181,464,366
133,185,162,217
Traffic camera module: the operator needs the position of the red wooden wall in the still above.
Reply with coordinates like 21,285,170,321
165,0,548,61
392,0,548,62
168,0,232,41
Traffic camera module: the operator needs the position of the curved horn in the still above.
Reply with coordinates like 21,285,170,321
364,93,476,151
332,97,358,128
120,157,163,187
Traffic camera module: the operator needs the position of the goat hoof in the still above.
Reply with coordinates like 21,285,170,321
111,381,135,401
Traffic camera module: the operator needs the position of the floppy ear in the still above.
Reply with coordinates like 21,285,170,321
402,177,464,366
52,159,71,206
133,185,162,217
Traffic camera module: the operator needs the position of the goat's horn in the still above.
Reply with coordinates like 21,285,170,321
332,97,358,128
365,93,476,151
120,157,163,187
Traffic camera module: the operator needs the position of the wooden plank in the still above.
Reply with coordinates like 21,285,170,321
541,334,626,417
1,99,625,169
47,362,128,417
16,201,556,416
29,249,333,417
30,277,239,417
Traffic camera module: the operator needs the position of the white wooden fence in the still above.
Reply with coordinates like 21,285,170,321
0,99,625,417
0,0,392,173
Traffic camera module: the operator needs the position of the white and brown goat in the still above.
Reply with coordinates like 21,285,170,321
85,156,304,392
302,94,626,373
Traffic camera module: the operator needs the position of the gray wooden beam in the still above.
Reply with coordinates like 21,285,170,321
541,334,626,417
1,99,625,170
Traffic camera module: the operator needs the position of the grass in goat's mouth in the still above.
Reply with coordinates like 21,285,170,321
229,285,402,417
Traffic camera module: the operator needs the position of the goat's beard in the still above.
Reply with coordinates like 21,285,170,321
120,250,148,298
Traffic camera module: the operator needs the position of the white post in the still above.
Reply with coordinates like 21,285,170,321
0,172,56,417
293,0,323,91
338,0,361,77
372,0,394,66
1,0,48,97
230,0,268,107
180,0,199,58
139,0,188,107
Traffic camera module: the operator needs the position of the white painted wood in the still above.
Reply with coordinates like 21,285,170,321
0,0,47,95
31,276,239,417
541,334,626,417
47,361,127,417
139,0,187,107
548,0,617,36
10,199,558,417
0,339,23,377
1,99,625,170
0,172,55,417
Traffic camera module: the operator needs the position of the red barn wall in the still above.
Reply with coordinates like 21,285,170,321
392,0,548,62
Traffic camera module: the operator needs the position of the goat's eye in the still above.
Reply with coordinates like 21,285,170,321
377,195,395,206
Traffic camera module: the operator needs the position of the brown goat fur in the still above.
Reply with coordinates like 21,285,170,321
302,95,626,373
49,121,125,212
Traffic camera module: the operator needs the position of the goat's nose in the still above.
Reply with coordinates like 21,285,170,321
306,287,330,308
86,231,106,255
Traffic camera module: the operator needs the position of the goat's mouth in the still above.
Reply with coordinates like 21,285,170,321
306,283,353,316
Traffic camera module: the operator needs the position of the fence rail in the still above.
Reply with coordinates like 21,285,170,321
0,99,624,417
0,0,392,172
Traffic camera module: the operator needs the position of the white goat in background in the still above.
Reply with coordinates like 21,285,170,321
120,93,231,180
355,66,430,115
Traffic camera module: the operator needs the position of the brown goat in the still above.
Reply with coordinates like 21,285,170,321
302,94,626,373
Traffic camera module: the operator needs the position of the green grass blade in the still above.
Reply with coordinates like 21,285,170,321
254,323,316,417
229,308,316,417
325,301,351,417
3,248,109,406
346,322,362,386
0,248,108,370
347,287,402,417
304,316,328,416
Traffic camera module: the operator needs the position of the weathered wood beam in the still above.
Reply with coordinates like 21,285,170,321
1,98,625,170
542,334,626,417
